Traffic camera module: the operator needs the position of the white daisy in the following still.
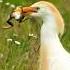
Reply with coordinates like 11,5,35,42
10,4,15,8
7,38,12,42
0,0,3,3
12,65,15,69
14,41,21,45
29,33,34,37
0,53,3,58
5,2,10,6
29,33,37,38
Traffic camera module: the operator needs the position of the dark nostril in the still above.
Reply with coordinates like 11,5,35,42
23,11,27,13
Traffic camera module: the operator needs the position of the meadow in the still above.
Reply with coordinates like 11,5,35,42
0,0,70,70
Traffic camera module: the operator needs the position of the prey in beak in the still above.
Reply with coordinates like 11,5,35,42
6,11,24,27
3,6,38,29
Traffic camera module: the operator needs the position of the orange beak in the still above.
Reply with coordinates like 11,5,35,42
22,7,38,14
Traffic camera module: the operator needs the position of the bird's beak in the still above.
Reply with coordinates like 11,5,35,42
22,7,38,14
21,7,39,22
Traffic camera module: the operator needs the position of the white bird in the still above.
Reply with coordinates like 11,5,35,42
9,1,70,70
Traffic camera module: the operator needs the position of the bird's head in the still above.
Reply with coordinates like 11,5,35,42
21,1,64,36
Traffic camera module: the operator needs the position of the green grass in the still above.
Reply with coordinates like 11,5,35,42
0,0,70,70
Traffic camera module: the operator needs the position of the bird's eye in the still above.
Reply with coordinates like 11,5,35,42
36,7,40,10
33,7,40,12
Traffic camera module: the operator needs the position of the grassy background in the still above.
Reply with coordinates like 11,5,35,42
0,0,70,70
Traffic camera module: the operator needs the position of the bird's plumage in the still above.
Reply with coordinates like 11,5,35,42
29,1,70,70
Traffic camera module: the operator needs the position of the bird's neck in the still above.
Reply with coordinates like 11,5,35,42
39,15,66,70
40,14,65,59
